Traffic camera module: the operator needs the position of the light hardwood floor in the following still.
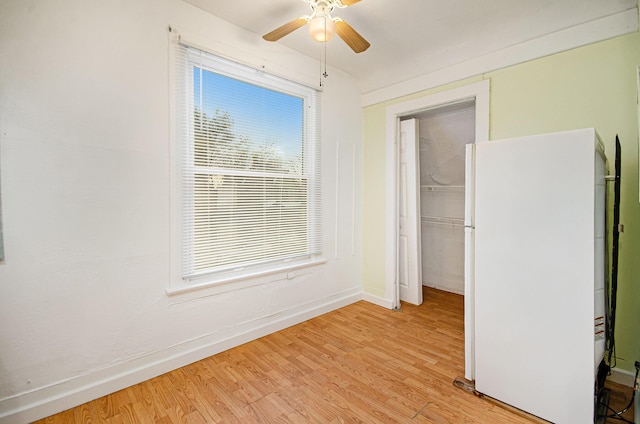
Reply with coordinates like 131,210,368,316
38,287,633,423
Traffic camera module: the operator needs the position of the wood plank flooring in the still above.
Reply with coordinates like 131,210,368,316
37,287,633,423
603,380,635,424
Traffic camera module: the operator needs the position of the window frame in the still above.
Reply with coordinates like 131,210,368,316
170,42,324,293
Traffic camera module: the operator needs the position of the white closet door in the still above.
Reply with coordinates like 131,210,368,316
398,119,422,305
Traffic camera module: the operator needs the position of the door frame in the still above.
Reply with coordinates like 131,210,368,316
384,80,490,377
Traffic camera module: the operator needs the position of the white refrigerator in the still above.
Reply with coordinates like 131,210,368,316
464,128,606,424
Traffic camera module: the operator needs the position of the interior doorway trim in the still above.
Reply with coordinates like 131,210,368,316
384,79,490,379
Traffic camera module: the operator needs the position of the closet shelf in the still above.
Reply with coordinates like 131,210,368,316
420,185,464,191
421,215,464,227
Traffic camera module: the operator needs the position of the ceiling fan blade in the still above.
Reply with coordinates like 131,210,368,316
335,19,370,53
263,17,308,42
339,0,361,6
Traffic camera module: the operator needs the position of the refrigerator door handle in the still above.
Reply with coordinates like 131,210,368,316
464,144,476,228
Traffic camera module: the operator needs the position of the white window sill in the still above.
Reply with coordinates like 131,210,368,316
165,257,327,297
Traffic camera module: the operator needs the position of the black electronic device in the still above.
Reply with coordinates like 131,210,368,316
596,135,623,423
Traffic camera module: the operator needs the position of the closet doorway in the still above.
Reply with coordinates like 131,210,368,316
415,101,475,295
385,80,489,381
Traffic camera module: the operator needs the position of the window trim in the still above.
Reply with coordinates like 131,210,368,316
169,40,323,293
166,256,327,296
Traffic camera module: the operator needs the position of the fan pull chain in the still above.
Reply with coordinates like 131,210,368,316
323,39,329,79
320,17,329,87
319,48,323,87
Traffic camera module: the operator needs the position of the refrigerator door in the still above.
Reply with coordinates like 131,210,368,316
473,129,600,424
463,143,475,381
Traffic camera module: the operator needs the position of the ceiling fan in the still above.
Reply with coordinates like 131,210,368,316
263,0,370,53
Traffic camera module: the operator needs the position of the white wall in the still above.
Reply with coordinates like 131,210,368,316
0,1,363,422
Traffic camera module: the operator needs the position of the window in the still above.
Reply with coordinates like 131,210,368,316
174,44,322,284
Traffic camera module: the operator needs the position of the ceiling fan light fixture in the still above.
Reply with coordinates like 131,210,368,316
308,15,335,42
263,0,369,53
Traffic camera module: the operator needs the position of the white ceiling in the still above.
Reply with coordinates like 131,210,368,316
183,0,637,94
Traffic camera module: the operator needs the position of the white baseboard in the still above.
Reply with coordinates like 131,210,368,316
0,289,363,424
362,292,394,309
608,367,636,387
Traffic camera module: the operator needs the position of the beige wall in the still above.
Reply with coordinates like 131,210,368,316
363,32,640,373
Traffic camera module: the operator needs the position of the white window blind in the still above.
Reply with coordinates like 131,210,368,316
174,42,322,281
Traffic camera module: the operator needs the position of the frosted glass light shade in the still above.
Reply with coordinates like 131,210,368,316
308,16,335,42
